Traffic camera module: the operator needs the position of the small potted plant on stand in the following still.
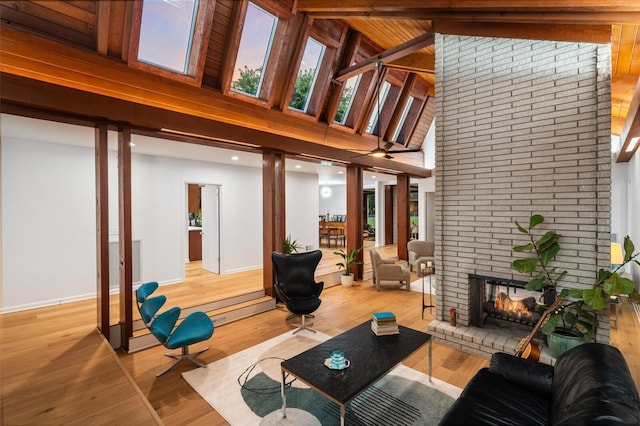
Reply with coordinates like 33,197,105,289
334,247,362,287
512,214,640,358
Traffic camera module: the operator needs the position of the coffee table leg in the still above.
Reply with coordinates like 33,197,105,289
281,370,287,418
340,404,345,426
428,339,432,382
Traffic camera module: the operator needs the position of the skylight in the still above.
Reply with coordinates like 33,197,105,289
334,73,361,125
366,80,391,134
137,0,198,74
230,2,278,97
289,37,326,113
392,96,414,142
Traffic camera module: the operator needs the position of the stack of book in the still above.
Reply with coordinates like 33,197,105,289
371,311,399,336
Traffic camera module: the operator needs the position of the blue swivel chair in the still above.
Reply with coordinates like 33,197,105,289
271,250,324,334
136,282,214,376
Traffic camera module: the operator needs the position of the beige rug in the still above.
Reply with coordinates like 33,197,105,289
182,328,461,425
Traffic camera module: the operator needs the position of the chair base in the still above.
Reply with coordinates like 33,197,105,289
156,345,209,377
291,314,316,334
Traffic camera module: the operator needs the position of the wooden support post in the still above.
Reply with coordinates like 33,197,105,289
346,166,364,279
397,174,410,261
95,124,110,340
263,151,286,297
118,127,133,351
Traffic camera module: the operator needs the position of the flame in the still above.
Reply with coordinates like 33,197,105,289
494,293,533,318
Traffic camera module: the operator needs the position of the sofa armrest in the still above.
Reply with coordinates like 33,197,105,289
381,258,396,264
489,352,554,399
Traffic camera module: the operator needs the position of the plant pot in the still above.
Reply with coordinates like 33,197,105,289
547,330,585,358
340,273,354,287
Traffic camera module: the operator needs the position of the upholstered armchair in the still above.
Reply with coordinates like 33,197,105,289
271,250,324,334
369,248,410,291
407,240,435,272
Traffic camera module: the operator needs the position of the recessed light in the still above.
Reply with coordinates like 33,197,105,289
129,142,135,147
231,156,239,161
371,175,377,179
295,165,302,169
338,171,343,174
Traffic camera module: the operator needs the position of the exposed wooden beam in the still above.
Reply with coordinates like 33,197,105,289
0,27,428,174
386,53,435,75
335,32,434,82
0,73,431,178
617,77,640,162
435,21,611,43
298,0,640,24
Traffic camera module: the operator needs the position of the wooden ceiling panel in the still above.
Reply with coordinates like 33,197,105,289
202,0,234,90
614,24,640,75
0,1,95,48
345,18,431,51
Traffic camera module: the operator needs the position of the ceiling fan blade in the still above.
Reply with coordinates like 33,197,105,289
386,149,422,154
382,141,395,151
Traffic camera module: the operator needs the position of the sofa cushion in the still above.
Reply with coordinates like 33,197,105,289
551,343,640,426
489,352,554,399
438,368,550,426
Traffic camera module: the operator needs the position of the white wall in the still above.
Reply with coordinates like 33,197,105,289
127,147,264,280
318,184,346,220
1,115,320,312
611,156,628,243
286,171,320,251
2,136,97,311
626,153,640,286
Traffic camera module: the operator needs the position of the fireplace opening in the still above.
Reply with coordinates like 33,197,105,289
470,274,544,329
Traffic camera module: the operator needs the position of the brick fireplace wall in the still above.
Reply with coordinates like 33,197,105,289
429,34,612,356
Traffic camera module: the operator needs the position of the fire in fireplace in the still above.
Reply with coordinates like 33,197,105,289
470,274,543,328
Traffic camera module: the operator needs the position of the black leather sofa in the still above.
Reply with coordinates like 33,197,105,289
439,343,639,425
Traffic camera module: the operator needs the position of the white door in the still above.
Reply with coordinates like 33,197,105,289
201,184,220,273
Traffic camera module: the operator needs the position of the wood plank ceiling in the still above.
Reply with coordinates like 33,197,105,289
1,0,639,165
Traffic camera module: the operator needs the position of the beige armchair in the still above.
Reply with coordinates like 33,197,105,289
407,240,435,272
369,248,410,291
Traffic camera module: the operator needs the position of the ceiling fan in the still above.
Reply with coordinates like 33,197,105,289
358,61,423,159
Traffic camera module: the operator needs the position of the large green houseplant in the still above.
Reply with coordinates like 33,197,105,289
512,214,640,356
333,247,362,287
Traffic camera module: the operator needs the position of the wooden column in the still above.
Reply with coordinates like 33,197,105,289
397,174,410,261
118,127,133,350
262,151,285,297
346,166,364,279
95,124,110,339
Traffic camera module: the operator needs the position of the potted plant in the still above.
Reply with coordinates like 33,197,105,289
333,247,362,287
283,235,302,254
513,214,640,357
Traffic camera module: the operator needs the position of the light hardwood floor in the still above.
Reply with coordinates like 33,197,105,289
2,265,639,425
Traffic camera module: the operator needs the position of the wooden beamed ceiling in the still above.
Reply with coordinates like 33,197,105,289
1,0,639,164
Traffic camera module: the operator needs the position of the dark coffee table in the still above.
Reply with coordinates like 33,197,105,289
280,320,432,425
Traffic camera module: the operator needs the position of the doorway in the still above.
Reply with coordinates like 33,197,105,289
186,183,220,275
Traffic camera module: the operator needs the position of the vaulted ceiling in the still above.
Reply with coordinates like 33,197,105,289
1,0,639,170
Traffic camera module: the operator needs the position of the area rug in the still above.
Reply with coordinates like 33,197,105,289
183,329,460,425
409,276,437,295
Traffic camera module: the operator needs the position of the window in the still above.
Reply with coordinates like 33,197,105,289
365,81,391,134
392,96,414,142
334,73,361,125
137,0,199,74
230,3,278,97
289,37,326,113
